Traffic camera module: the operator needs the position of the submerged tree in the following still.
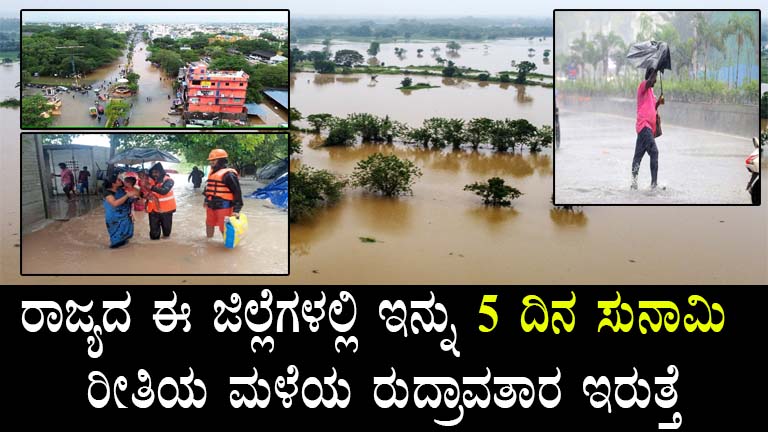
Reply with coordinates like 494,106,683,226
324,119,357,146
105,99,130,128
514,61,537,83
306,113,335,133
442,60,458,77
334,49,364,67
464,177,522,206
367,41,380,57
289,165,347,223
446,41,461,52
289,131,302,155
351,153,422,197
21,95,54,129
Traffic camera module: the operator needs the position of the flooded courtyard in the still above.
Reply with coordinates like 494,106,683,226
19,175,288,275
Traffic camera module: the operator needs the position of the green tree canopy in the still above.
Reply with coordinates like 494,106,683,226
351,153,422,196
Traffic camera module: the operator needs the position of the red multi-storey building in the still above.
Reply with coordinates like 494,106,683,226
184,62,249,114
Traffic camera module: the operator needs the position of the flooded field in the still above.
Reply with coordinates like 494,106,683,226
19,175,288,275
22,41,286,127
287,133,766,284
291,72,553,126
1,61,19,100
296,38,554,75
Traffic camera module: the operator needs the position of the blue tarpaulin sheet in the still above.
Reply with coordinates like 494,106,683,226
247,173,287,209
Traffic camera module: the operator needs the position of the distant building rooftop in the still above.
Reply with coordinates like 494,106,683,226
244,103,267,117
263,89,288,110
251,50,277,59
208,70,248,79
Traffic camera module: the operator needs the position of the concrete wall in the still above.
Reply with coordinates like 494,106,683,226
46,147,109,195
21,135,46,229
560,96,760,137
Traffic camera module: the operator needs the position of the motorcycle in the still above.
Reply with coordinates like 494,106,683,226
746,137,760,204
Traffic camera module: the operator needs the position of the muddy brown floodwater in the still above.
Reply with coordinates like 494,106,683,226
290,72,553,126
296,38,554,75
19,175,288,275
287,134,766,284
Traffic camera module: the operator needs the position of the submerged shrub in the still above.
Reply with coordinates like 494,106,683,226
464,177,522,206
289,166,347,222
351,153,422,197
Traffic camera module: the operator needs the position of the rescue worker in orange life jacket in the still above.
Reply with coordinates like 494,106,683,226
146,162,176,240
203,149,243,239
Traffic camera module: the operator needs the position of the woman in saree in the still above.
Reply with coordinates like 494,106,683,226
103,176,139,248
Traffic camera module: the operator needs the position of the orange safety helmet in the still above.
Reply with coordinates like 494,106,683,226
207,149,228,160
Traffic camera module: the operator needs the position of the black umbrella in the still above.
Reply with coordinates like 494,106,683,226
108,148,180,165
627,41,670,138
626,41,671,73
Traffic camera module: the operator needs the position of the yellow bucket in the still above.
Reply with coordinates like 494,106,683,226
223,214,248,249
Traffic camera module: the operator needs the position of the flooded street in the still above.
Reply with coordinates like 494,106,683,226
555,110,756,204
297,38,554,75
20,175,288,275
23,40,285,127
291,72,553,126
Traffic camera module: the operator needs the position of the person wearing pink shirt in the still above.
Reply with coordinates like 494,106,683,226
51,162,76,200
632,67,665,190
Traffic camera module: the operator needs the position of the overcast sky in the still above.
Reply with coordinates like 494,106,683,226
2,0,765,19
22,11,286,24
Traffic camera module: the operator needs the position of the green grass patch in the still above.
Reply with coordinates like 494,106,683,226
27,76,82,86
293,63,552,88
397,83,440,90
0,98,20,108
0,51,19,61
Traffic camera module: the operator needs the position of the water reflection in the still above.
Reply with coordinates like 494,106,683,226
313,74,336,85
529,153,552,177
549,208,588,227
506,154,535,178
515,85,533,103
303,134,549,182
290,201,345,256
348,194,413,234
308,133,326,149
466,206,519,232
336,76,361,84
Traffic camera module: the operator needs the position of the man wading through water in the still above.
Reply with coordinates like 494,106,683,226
203,149,243,239
146,162,176,239
632,67,664,190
